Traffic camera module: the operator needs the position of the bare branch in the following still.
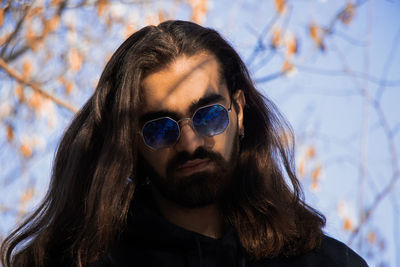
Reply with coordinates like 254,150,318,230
375,26,400,102
245,11,280,66
349,169,400,244
0,58,78,113
0,4,31,59
296,65,400,87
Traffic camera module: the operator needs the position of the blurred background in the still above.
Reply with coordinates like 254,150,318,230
0,0,399,266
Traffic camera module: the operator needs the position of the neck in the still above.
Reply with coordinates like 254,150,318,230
151,186,224,239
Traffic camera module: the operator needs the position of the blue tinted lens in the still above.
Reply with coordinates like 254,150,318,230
193,104,229,136
142,118,179,149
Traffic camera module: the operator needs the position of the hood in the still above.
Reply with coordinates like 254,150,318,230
108,184,247,267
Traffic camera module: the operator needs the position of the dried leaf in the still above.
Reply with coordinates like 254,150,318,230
367,231,376,244
309,23,325,51
51,0,62,7
16,84,24,103
0,8,4,28
286,33,298,56
46,15,60,34
7,125,14,142
26,27,39,51
282,60,294,74
298,159,305,177
306,147,315,158
21,187,34,204
310,181,319,192
309,23,319,42
28,91,43,112
125,24,136,39
271,28,281,49
23,60,32,79
158,10,166,23
97,0,109,16
312,165,322,182
69,49,83,72
343,217,353,231
274,0,286,14
19,187,35,215
65,81,73,94
20,143,32,158
339,3,356,25
189,0,208,24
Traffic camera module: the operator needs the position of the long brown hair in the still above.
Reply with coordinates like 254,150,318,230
1,20,325,266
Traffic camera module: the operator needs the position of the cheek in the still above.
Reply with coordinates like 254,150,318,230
212,116,238,159
139,143,170,177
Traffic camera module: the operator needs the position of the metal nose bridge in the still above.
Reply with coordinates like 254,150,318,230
176,117,195,132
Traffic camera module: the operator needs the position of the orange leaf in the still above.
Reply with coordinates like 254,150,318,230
97,0,109,16
20,143,32,158
69,49,83,72
26,27,39,51
16,84,24,103
312,165,322,182
282,60,294,74
309,23,320,43
286,34,297,56
343,217,353,231
23,60,32,79
65,81,73,94
271,28,281,49
47,15,60,33
19,187,35,215
41,16,58,39
274,0,286,14
158,11,166,23
21,187,35,204
0,8,4,28
340,3,356,25
190,0,208,24
306,147,315,158
367,231,376,244
7,125,14,142
125,24,136,39
311,181,319,192
309,23,325,51
299,159,306,177
28,91,43,112
51,0,62,7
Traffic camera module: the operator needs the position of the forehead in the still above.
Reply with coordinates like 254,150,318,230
140,53,229,115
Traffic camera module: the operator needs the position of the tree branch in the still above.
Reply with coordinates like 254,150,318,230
0,4,31,59
0,58,78,113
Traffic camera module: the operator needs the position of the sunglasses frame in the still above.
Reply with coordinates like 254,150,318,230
140,102,232,150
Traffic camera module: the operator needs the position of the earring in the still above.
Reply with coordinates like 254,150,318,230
239,128,245,140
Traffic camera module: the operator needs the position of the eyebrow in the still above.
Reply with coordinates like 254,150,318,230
139,92,227,125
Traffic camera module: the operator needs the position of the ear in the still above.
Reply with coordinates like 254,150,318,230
233,90,246,131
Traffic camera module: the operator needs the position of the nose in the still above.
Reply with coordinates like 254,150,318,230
174,119,204,154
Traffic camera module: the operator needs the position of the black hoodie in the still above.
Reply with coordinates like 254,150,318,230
92,185,368,267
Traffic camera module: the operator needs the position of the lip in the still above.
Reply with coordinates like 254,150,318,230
176,159,211,175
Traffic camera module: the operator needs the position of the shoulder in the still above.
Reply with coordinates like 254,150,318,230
256,235,369,267
300,235,368,267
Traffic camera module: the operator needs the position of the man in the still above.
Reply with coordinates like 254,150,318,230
1,20,368,267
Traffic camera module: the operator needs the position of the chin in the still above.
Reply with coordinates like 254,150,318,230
155,169,232,208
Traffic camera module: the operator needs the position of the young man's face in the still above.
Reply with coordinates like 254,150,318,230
138,52,245,208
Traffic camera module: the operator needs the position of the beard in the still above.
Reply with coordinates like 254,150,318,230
138,134,240,208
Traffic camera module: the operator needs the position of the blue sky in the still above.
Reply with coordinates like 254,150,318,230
1,1,399,266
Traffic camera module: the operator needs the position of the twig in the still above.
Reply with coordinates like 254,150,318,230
0,4,31,58
0,58,78,113
349,169,400,244
245,11,280,66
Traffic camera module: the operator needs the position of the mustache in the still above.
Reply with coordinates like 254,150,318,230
167,147,224,173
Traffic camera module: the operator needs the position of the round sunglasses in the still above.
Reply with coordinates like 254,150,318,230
141,103,232,150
